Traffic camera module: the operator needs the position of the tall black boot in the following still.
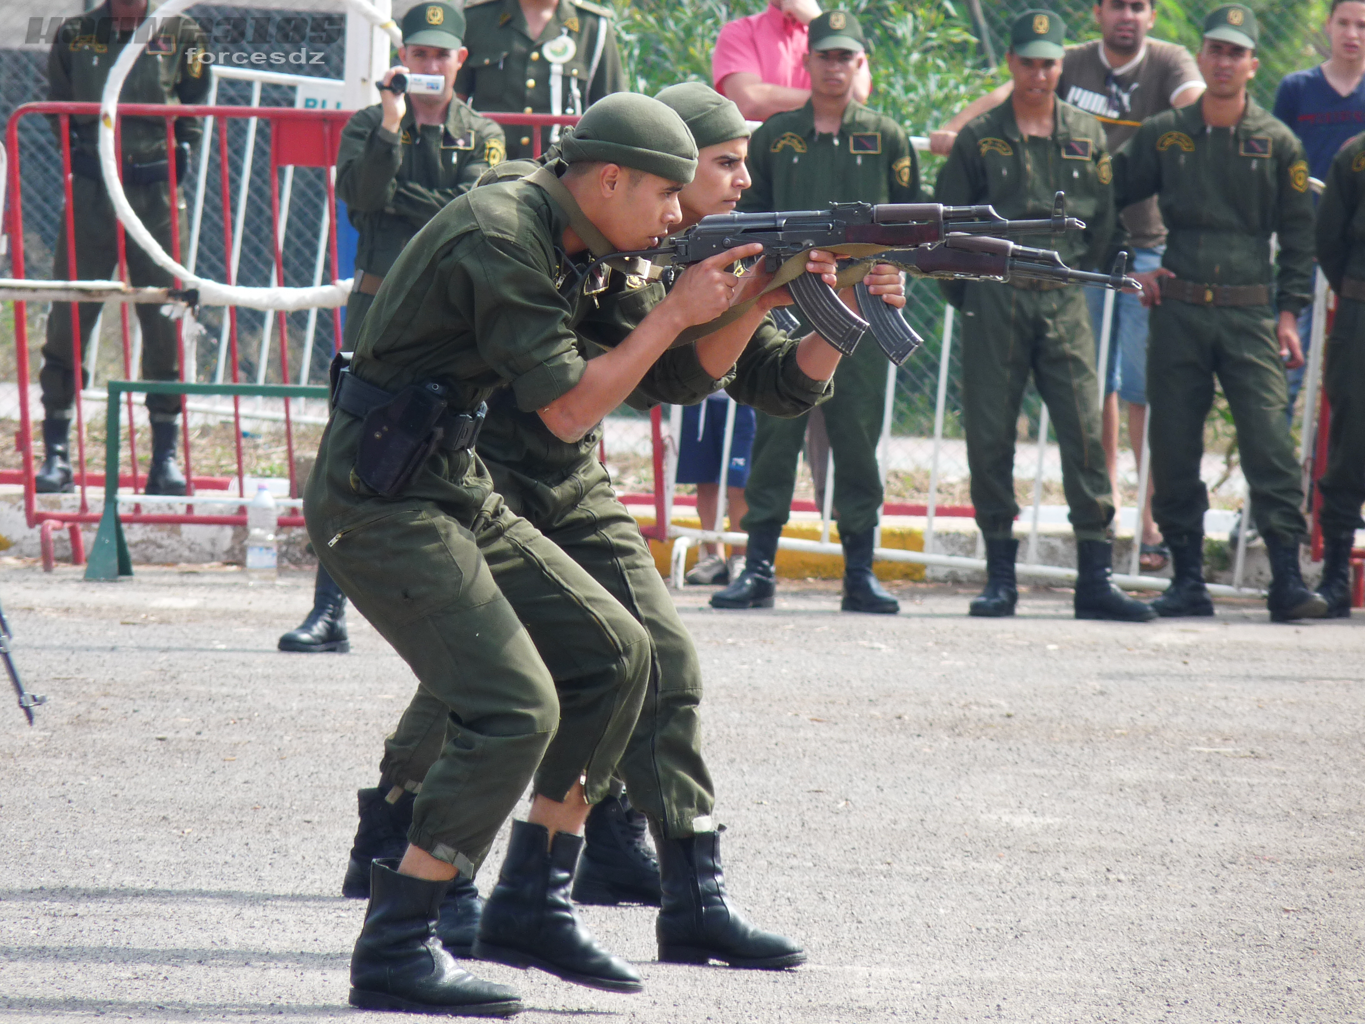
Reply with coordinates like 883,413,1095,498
1317,532,1356,619
144,420,187,496
1265,535,1328,622
653,824,805,969
349,859,522,1016
437,874,485,959
710,524,780,609
473,820,642,993
970,538,1018,617
279,565,350,652
840,528,899,614
1150,534,1214,617
343,786,416,898
1074,540,1157,621
34,419,74,494
571,792,661,907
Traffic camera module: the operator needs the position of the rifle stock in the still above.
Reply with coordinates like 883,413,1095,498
0,598,45,726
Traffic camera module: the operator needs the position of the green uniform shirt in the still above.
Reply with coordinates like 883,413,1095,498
1315,130,1365,294
934,98,1115,272
740,99,921,214
456,0,624,160
1112,99,1314,314
48,2,210,163
336,102,505,278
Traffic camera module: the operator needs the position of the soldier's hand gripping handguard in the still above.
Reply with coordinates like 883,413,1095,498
608,192,1139,366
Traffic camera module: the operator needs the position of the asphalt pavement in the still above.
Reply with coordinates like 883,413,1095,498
0,561,1361,1023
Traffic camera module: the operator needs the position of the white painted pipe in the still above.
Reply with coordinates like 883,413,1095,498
925,304,954,552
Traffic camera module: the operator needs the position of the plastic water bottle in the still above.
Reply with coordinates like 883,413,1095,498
245,483,278,583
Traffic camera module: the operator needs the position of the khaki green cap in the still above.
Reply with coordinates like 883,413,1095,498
654,83,750,149
401,2,464,49
561,94,698,184
808,10,866,53
1010,9,1066,59
1204,4,1258,50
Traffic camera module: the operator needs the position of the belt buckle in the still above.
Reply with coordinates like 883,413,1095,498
1204,286,1214,304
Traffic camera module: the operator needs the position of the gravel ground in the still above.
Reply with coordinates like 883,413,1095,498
0,561,1361,1023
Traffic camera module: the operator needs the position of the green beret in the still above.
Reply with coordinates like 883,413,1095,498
561,94,698,184
654,82,750,150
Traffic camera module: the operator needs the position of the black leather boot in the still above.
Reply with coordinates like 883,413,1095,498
840,528,899,614
473,820,642,993
342,786,416,899
970,538,1018,617
437,874,484,958
349,858,522,1016
710,524,780,609
653,824,805,969
1317,532,1355,618
1150,534,1214,617
1265,535,1328,622
35,419,74,494
571,793,661,907
1074,540,1157,621
144,420,187,496
279,565,350,652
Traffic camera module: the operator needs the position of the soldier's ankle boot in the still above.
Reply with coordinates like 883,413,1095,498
840,528,899,614
349,858,521,1016
1265,535,1328,622
144,420,187,496
342,786,416,899
653,823,805,970
710,525,780,609
279,565,350,652
472,820,642,992
571,792,661,907
35,419,74,494
1316,532,1355,619
1150,534,1214,617
1074,540,1157,621
435,873,484,958
970,538,1018,617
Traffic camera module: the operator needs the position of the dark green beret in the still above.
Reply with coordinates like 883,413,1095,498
654,82,750,150
561,94,698,184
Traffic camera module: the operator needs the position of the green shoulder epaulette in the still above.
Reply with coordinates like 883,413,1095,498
571,0,615,19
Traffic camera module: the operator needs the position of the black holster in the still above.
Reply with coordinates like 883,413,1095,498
355,381,451,498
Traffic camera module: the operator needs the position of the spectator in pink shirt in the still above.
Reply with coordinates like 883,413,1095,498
712,0,871,120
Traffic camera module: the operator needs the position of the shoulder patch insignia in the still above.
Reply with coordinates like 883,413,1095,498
892,155,913,189
1097,154,1113,185
979,137,1013,157
1289,159,1309,193
1239,135,1272,158
850,132,882,155
485,137,505,166
1353,150,1365,174
1062,138,1092,160
1156,131,1195,153
770,132,808,154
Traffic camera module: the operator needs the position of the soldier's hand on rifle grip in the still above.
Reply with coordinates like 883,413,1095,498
662,243,766,328
750,249,840,314
858,262,906,309
379,66,410,133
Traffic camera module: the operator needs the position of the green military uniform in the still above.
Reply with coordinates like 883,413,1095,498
456,0,624,160
935,91,1116,541
1312,131,1365,537
335,101,504,348
1112,100,1313,546
42,3,209,421
737,99,919,540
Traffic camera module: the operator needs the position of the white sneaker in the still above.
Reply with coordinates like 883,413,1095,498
685,553,730,585
725,554,747,582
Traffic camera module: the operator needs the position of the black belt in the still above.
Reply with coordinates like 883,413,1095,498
333,368,485,452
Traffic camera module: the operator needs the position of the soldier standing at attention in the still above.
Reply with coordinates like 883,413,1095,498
1113,5,1327,623
935,10,1154,622
1313,126,1365,617
711,10,918,616
277,2,504,657
37,0,209,496
456,0,624,160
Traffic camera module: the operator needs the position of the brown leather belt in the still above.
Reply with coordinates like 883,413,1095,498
1161,278,1270,307
1007,277,1069,292
1340,277,1365,302
352,270,385,296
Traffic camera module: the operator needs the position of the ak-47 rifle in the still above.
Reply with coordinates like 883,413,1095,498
0,596,46,726
610,192,1137,366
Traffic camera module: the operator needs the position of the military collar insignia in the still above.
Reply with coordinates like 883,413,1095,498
564,16,580,32
499,11,513,26
770,132,808,154
1239,135,1272,158
849,132,881,154
979,137,1013,157
1062,138,1092,160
